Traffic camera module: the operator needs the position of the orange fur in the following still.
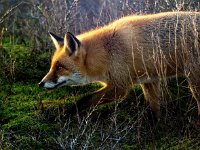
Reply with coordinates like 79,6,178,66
40,12,200,119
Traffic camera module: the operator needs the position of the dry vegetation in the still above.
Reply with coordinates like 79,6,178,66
0,0,200,149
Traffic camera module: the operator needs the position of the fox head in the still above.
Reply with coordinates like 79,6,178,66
38,32,88,89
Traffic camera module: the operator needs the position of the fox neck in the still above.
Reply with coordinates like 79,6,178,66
77,29,111,79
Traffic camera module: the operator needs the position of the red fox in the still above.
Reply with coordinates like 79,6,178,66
39,12,200,119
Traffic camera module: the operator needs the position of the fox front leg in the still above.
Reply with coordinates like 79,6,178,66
68,84,128,115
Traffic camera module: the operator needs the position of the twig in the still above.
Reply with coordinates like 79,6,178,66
0,1,29,24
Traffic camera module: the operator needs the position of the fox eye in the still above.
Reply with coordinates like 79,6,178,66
55,62,63,71
56,62,68,71
57,66,63,70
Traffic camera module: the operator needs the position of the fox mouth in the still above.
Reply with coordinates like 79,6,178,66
54,81,67,88
49,80,71,89
42,79,79,89
39,81,67,89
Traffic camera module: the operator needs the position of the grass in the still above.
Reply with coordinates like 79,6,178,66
0,80,200,149
0,38,200,150
0,82,80,149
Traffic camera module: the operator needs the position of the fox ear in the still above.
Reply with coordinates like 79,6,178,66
49,32,63,49
64,32,81,56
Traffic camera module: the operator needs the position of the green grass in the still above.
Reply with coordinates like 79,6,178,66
0,81,200,149
0,81,105,149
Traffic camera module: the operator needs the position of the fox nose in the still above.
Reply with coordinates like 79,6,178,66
38,81,45,87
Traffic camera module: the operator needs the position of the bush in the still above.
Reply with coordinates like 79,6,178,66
0,41,51,83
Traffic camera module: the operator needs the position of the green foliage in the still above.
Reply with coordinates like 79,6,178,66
0,38,50,83
1,80,200,149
